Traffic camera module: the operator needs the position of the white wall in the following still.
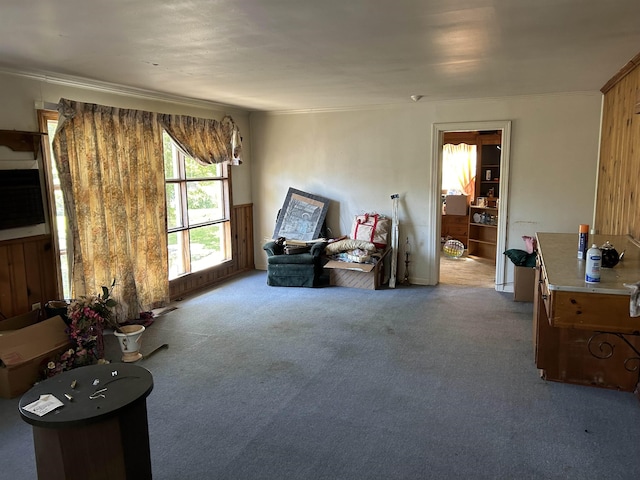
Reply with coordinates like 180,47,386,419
0,69,603,289
251,93,603,289
0,71,253,239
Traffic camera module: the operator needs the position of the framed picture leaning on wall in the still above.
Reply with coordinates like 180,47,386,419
273,188,330,241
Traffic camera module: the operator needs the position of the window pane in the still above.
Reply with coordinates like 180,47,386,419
187,181,223,225
189,224,227,273
46,118,72,299
55,192,69,296
185,155,220,178
163,134,180,179
168,231,186,279
165,183,183,229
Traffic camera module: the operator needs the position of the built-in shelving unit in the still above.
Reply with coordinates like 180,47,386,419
468,205,498,263
476,132,501,207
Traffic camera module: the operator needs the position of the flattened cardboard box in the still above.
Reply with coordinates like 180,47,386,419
0,315,71,398
0,309,40,333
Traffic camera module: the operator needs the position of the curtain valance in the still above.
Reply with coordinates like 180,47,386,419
57,98,243,166
159,114,242,165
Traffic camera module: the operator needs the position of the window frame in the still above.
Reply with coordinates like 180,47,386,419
38,109,71,300
164,134,232,280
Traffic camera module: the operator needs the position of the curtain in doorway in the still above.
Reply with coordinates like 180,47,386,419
442,143,476,198
53,98,170,321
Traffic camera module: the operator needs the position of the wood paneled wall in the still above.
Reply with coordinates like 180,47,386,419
169,203,254,299
0,235,56,319
596,52,640,239
1,204,254,318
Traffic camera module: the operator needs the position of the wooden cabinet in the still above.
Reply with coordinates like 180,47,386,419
467,205,497,263
0,235,57,318
533,232,640,392
441,214,468,247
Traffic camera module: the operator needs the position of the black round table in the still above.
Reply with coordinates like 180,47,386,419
19,363,154,480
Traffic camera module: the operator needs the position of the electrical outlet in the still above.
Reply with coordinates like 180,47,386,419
32,302,41,311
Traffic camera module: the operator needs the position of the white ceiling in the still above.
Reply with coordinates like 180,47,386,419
1,1,639,112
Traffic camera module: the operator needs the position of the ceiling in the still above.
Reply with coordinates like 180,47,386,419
1,1,640,112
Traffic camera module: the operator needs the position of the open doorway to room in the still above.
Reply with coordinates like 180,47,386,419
431,121,512,290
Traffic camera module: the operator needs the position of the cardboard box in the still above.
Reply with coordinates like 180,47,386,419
325,248,390,290
514,266,535,302
0,309,40,333
444,195,468,216
0,314,71,398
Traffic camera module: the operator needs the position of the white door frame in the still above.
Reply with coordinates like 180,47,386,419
430,120,512,291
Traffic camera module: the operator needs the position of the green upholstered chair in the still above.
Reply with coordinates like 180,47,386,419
263,241,328,287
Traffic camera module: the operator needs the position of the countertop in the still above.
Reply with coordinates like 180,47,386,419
536,232,640,295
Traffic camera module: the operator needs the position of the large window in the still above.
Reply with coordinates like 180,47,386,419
40,112,232,295
163,132,231,279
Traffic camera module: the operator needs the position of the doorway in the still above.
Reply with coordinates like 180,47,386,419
431,121,512,291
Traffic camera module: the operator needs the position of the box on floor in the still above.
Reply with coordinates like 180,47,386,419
0,311,71,398
514,266,535,302
324,248,390,290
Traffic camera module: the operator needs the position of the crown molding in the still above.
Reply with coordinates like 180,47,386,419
0,66,249,115
600,50,640,95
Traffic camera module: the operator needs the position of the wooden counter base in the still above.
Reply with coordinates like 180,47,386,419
534,258,640,391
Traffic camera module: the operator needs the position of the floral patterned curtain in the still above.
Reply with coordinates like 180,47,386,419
159,114,242,165
52,98,170,321
442,143,477,199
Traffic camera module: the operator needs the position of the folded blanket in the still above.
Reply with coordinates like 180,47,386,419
325,238,377,255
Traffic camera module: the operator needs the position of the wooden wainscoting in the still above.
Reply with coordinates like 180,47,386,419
0,205,254,316
0,234,57,319
169,203,254,299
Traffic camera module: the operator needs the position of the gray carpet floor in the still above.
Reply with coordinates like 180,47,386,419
2,270,640,479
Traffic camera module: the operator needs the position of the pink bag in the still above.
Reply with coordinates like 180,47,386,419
351,213,390,249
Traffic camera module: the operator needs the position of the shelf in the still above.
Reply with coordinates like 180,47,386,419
468,204,498,263
0,130,44,159
469,222,497,227
468,238,496,245
468,241,497,262
477,133,501,211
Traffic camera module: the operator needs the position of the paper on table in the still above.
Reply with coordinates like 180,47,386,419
22,394,64,416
